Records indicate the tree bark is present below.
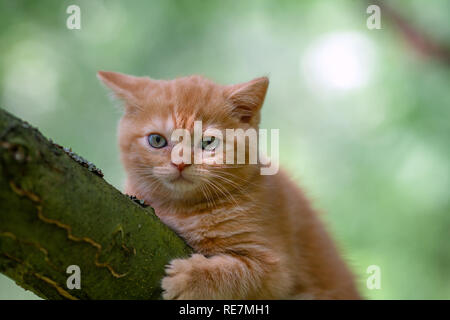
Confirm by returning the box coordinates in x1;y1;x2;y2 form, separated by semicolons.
0;108;192;299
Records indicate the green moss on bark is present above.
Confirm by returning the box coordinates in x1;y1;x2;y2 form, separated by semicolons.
0;108;192;299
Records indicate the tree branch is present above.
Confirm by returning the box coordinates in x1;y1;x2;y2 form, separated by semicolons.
0;108;192;299
374;0;450;64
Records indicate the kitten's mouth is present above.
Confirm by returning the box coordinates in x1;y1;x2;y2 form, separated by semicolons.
170;175;193;184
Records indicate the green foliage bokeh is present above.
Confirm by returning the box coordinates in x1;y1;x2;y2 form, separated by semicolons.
0;0;449;299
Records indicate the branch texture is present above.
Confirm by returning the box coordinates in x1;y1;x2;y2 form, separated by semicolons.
0;108;192;299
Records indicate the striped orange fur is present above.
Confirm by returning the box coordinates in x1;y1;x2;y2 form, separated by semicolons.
98;71;360;299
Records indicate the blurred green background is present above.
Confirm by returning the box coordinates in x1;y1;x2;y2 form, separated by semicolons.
0;0;449;299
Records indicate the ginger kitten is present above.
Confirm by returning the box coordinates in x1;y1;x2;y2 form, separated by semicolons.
98;71;360;299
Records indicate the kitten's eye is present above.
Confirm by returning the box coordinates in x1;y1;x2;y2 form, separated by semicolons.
202;136;220;151
148;133;167;148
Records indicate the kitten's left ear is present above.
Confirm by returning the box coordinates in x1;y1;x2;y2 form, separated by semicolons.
224;77;269;124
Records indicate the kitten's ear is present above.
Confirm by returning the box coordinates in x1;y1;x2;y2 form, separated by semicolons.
97;71;151;111
224;77;269;123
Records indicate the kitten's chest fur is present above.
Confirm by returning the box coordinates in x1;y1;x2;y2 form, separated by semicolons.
154;204;258;255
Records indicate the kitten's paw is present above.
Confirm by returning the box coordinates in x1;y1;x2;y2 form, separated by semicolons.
161;254;208;300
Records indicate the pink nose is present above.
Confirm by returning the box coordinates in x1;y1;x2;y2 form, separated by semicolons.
172;162;189;172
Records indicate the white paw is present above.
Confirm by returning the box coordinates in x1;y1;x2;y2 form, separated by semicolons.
161;254;208;300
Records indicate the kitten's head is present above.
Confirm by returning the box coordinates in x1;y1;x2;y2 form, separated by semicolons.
98;71;268;207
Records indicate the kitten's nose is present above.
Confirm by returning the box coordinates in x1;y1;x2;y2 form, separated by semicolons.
172;162;190;172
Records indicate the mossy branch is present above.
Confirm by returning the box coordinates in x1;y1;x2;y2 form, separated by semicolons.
0;108;192;299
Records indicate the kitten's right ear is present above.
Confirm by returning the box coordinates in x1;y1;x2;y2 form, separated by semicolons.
97;71;151;111
224;77;269;124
